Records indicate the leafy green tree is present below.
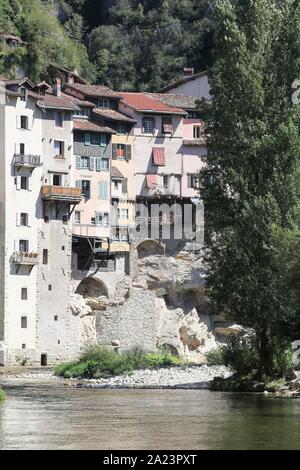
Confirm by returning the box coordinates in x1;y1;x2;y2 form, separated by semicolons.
200;0;300;377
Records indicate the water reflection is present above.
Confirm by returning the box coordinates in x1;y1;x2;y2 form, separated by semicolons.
0;385;300;449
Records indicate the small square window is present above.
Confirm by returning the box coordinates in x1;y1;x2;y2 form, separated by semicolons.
21;176;28;190
20;115;28;129
54;315;58;321
43;249;48;265
21;288;27;300
22;343;26;350
48;284;52;291
58;340;61;345
75;211;81;224
21;316;27;329
62;246;65;251
62;215;68;224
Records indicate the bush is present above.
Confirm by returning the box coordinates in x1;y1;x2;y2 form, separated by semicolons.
54;345;184;379
0;389;5;403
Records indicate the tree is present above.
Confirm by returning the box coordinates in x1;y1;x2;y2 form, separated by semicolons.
200;0;300;377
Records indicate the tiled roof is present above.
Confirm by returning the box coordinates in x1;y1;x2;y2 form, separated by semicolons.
120;92;186;115
111;166;125;179
92;107;136;123
147;93;199;110
73;118;115;134
37;91;79;110
68;95;95;107
48;63;87;84
160;71;207;93
65;83;120;99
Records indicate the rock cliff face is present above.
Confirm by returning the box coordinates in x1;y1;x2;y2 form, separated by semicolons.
70;247;218;363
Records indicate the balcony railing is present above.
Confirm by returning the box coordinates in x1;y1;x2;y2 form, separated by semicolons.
12;251;39;265
14;154;41;168
41;185;82;204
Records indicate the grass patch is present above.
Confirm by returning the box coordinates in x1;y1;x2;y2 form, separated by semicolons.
0;389;6;403
54;345;184;379
210;374;286;392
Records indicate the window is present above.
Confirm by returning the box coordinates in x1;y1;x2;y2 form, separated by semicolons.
74;108;90;117
193;125;202;139
91;217;96;225
20;213;28;226
81;156;89;169
19;240;28;252
54;315;58;321
75;211;81;224
21;288;27;300
163;175;169;189
21;176;28;190
48;285;52;291
120;209;128;219
20;88;26;102
22;344;26;350
101;158;109;170
53;174;62;186
120;229;129;242
96;212;109;227
43;249;48;265
20;143;25;155
117;123;126;134
142;117;155;134
54;140;64;158
44;215;49;223
97;98;109;108
54;111;63;128
81;180;91;198
162;116;173;134
21;115;28;129
187;174;198;188
21;316;27;329
62;246;65;251
62;215;68;224
116;144;125;158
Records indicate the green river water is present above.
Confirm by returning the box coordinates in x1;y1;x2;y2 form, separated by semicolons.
0;384;300;449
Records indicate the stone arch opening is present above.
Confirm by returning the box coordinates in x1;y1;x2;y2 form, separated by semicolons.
76;276;108;299
137;240;164;258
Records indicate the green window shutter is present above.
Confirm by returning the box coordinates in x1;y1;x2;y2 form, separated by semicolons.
112;143;117;159
99;181;108;199
89;157;95;171
85;133;91;146
96;157;101;171
76;156;81;169
125;145;132;160
100;134;107;147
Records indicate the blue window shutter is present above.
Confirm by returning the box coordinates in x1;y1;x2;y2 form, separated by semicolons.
96;157;101;171
99;181;108;199
76;156;81;169
89;157;95;171
100;134;107;147
85;133;91;146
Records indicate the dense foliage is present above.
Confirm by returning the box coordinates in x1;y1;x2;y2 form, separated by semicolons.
200;0;300;378
0;0;214;89
0;388;5;403
55;345;184;378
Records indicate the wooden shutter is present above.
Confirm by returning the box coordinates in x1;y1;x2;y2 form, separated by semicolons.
99;181;108;199
84;133;91;146
76;180;82;189
125;145;131;160
27;213;31;227
89;157;95;171
16;213;20;226
96;157;101;171
76;156;81;169
16;175;21;190
16;116;21;129
122;178;128;193
112;143;117;159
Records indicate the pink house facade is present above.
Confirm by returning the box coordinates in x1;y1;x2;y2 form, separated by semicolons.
182;118;206;199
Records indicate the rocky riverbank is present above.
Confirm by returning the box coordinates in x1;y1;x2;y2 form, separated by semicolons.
0;365;231;389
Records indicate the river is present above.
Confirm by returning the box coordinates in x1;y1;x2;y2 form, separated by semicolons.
1;383;300;449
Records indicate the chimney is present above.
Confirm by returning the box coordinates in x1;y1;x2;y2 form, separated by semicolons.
183;67;194;77
53;78;61;97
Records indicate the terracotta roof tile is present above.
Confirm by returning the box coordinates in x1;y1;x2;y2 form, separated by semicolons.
73;118;115;134
111;166;125;179
65;83;120;99
37;92;79;110
147;93;199;110
120;93;186;115
92;107;136;123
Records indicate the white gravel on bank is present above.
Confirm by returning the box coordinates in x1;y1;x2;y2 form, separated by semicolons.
77;365;231;389
1;365;231;389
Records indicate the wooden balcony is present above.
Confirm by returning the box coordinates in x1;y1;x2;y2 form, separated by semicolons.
41;185;82;204
14;154;41;168
12;252;39;266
